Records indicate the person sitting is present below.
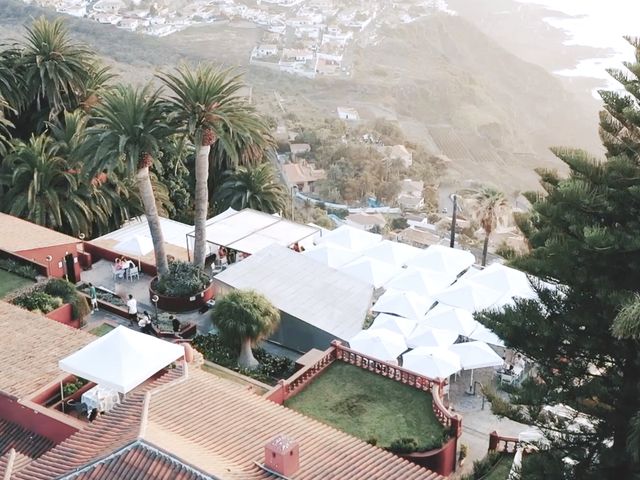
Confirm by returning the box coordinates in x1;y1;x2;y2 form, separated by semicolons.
217;247;228;266
115;258;123;270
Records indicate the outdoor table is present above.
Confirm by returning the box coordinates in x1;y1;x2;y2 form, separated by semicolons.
81;384;120;413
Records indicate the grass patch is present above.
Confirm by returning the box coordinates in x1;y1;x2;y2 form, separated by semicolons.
285;362;446;451
483;454;514;480
0;269;34;298
89;323;116;337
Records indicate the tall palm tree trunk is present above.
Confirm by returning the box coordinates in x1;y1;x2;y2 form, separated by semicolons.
193;143;212;267
482;233;490;267
239;337;259;369
136;166;169;276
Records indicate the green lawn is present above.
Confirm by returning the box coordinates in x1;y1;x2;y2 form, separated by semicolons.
285;362;446;450
89;323;116;337
483;454;515;480
0;270;34;298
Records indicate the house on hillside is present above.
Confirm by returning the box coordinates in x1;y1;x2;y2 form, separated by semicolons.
337;107;359;121
377;144;413;168
0;213;83;281
253;44;279;58
397;179;424;211
289;143;311;159
345;212;386;232
213;245;374;353
282;160;326;193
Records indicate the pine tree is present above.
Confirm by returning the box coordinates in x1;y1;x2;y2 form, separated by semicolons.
478;38;640;479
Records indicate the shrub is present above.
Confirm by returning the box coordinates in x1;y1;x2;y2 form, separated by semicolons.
13;290;62;313
366;437;378;446
62;382;78;397
386;438;419;454
44;278;78;298
192;333;295;385
466;451;502;479
154;261;210;297
0;258;38;279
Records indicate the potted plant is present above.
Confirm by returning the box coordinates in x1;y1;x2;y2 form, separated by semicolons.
149;261;214;311
459;443;468;466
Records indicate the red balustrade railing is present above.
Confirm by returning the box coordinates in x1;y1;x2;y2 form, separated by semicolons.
489;431;520;453
264;340;461;437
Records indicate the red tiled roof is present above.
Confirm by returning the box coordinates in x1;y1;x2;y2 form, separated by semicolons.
0;419;54;467
13;367;184;480
0;213;80;252
0;302;95;399
68;441;213;480
14;366;441;480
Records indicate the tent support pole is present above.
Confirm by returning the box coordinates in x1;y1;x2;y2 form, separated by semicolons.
60;381;64;413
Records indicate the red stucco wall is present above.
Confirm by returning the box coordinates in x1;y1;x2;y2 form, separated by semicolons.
45;303;80;328
0;394;79;444
16;243;82;279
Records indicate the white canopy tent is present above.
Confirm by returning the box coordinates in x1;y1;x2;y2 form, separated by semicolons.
402;347;462;380
423;304;480;337
407;325;459;349
302;243;361;269
435;281;505;312
385;267;452;297
114;235;154;257
316;225;382;252
369;313;417;338
361;240;422;268
187;208;319;256
372;289;434;322
470;323;505;347
407;245;475;278
59;326;185;394
348;328;408;362
449;341;504;391
339;257;399;288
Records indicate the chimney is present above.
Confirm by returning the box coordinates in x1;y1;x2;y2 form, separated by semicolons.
264;434;299;477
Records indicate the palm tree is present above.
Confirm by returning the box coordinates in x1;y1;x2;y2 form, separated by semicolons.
0;134;92;235
159;65;273;268
211;289;281;368
86;85;171;275
215;163;287;214
469;186;508;266
14;17;93;124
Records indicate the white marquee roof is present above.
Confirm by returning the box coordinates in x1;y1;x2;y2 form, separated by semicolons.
58;326;184;394
213;245;374;341
316;225;382;252
192;209;319;255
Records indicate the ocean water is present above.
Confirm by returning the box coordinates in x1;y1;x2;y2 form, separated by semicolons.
513;0;640;89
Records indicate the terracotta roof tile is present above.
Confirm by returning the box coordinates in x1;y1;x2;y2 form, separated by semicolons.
145;369;441;480
0;302;95;399
13;368;184;480
0;213;80;252
0;419;54;468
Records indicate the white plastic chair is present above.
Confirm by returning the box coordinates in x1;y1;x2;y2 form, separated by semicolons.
113;266;125;281
128;267;140;281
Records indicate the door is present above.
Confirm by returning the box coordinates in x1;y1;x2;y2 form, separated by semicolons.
64;254;77;283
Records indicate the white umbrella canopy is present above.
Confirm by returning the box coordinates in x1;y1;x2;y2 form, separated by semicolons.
361;240;422;267
469;263;538;304
317;225;382;252
469;323;505;347
407;325;459;348
435;281;505;312
339;257;399;288
58;326;185;394
369;313;417;338
348;328;408;362
385;267;453;297
423;304;481;337
408;245;475;277
114;235;154;257
402;346;462;379
372;289;433;322
302;243;361;269
448;341;504;369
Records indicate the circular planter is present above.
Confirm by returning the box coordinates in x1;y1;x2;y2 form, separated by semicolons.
149;278;214;312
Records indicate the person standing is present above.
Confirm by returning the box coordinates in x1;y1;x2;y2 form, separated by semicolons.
126;294;138;326
89;283;98;313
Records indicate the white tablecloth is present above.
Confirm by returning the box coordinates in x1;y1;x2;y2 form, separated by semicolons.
81;385;120;413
